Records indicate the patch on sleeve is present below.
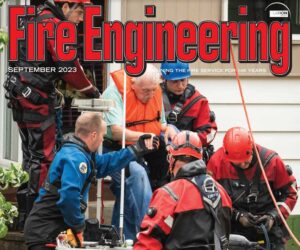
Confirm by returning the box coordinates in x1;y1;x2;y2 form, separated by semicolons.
79;162;88;174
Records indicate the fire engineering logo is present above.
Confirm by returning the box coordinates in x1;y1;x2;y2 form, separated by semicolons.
8;5;291;77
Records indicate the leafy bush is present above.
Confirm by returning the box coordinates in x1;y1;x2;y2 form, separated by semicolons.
0;164;29;238
0;163;29;190
0;30;8;52
0;193;17;238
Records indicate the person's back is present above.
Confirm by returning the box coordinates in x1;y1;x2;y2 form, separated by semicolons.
134;131;232;250
135;161;231;250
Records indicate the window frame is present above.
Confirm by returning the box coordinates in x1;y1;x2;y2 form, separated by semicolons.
222;0;300;41
0;0;23;167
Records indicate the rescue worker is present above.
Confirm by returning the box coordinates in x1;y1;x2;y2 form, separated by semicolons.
207;127;298;250
134;131;232;250
161;60;217;162
101;64;176;240
4;0;100;229
24;112;159;250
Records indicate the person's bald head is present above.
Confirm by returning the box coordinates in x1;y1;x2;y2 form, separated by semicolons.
131;64;161;104
75;112;107;152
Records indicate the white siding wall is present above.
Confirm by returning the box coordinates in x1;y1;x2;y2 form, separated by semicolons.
122;0;300;215
190;76;300;214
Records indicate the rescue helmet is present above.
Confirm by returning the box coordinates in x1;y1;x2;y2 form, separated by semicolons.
54;0;91;4
223;127;253;163
169;131;202;159
161;60;191;81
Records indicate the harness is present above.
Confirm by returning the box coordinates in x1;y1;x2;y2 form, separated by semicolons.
187;174;229;250
232;147;277;205
43;142;96;214
3;6;59;123
162;83;205;124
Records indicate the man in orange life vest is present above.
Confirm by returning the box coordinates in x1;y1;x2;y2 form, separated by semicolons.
4;0;100;229
207;127;298;249
101;64;175;240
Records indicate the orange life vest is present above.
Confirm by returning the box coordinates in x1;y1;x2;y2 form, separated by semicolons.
110;69;162;139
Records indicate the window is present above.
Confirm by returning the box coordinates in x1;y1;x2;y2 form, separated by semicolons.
0;0;21;165
224;0;300;39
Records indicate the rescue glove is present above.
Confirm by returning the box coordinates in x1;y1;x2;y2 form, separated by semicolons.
67;228;84;248
238;212;259;228
129;134;160;157
256;214;275;232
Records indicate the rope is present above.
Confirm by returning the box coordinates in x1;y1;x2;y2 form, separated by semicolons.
229;42;300;247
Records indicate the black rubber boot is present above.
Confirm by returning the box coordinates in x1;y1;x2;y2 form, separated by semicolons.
26;193;38;217
16;187;28;231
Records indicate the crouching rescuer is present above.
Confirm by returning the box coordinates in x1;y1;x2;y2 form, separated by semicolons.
207;127;298;250
24;112;159;249
134;131;232;250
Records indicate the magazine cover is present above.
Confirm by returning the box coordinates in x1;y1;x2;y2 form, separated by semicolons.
0;0;299;249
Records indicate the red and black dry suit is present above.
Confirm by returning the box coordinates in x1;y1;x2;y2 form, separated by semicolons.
207;145;298;247
4;1;99;222
134;160;232;250
161;83;217;147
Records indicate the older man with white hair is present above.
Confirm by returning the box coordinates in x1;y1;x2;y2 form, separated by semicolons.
101;64;173;240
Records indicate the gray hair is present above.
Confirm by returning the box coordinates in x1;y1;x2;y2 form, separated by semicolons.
133;64;161;85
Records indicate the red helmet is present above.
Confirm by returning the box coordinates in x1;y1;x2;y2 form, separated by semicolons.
54;0;91;3
223;127;253;163
169;131;202;159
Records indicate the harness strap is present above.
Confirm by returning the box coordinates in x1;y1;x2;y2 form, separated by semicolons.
43;144;96;206
80;153;96;196
12;109;54;123
161;83;198;122
126;111;160;128
162;84;205;124
187;175;229;249
161;83;172;115
233;147;278;204
34;13;56;22
178;95;205;119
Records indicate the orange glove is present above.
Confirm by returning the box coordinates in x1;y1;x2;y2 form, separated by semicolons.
67;229;83;248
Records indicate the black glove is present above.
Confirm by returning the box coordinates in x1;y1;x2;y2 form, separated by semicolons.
129;134;160;157
85;87;100;98
235;211;258;228
267;209;279;224
256;214;275;232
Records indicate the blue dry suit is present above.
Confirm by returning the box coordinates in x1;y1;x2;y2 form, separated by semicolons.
24;135;137;247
